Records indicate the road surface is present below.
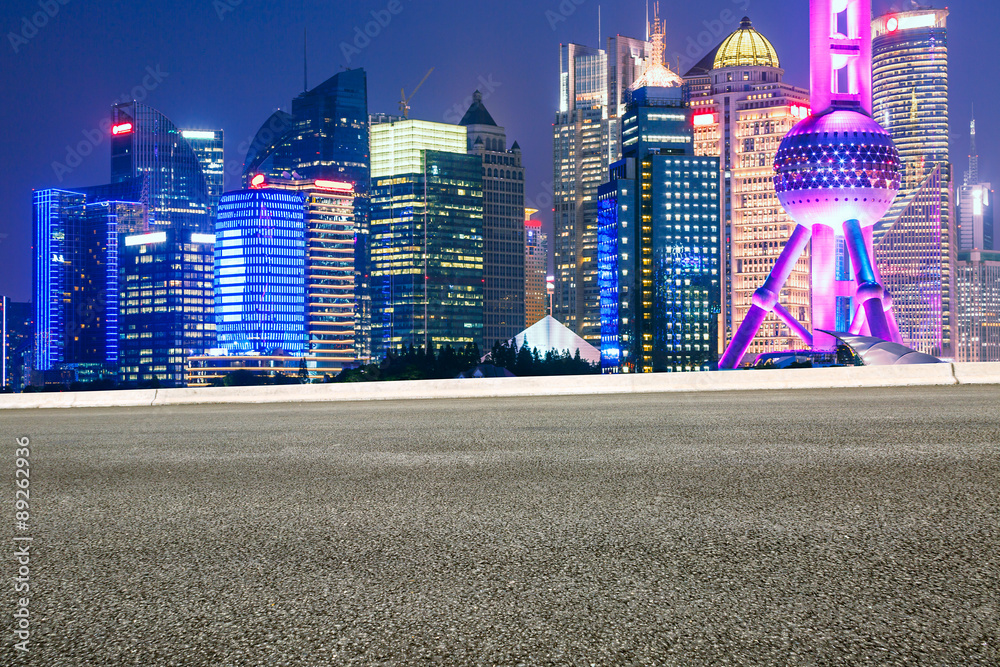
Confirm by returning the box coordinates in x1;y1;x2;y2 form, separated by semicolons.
3;385;999;664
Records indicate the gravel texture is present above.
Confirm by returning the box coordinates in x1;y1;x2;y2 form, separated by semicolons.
3;385;999;665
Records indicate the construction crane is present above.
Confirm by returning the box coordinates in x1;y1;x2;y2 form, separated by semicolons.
399;68;434;118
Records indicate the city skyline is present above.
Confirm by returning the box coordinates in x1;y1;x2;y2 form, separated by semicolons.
0;0;991;304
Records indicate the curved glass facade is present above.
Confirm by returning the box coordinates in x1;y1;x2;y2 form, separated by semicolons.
111;102;211;233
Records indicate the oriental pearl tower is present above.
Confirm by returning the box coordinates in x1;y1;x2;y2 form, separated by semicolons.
719;0;903;369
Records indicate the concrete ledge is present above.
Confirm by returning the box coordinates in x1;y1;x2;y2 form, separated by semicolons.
1;362;992;410
952;362;1000;385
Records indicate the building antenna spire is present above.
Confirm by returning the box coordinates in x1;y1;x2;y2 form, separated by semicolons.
598;5;601;48
646;0;649;41
303;27;308;92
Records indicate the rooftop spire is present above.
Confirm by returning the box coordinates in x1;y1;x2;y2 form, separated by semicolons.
629;2;684;90
967;104;979;186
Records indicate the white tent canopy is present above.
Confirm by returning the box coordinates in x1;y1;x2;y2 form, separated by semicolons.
511;316;600;365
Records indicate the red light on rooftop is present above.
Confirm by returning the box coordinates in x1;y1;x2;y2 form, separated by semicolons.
886;17;899;32
112;122;133;136
315;179;353;192
250;174;266;188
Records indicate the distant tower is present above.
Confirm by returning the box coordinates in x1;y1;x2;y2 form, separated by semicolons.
966;106;979;187
720;0;902;368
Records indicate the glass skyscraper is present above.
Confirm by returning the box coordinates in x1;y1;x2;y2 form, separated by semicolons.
214;190;307;356
182;129;225;219
240;177;364;379
243;69;369;188
554;36;650;345
872;9;953;357
110;102;218;385
243;68;371;360
598;78;721;373
370;119;484;357
118;229;215;386
32;180;144;379
111;102;212;233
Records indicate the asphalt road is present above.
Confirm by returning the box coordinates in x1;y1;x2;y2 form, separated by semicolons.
3;385;999;665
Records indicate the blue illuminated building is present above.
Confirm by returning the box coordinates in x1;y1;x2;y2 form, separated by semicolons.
214;190;307;356
242;68;371;358
598;83;722;373
32;179;144;380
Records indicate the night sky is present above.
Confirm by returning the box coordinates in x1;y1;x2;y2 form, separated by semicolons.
0;0;990;302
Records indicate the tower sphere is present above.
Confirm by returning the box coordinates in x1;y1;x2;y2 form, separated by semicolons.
773;109;901;229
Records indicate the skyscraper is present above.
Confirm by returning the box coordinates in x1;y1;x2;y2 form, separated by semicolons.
598;15;722;374
110;102;218;385
213;189;307;356
957;109;994;252
958;184;995;252
243;69;369;188
369;119;484;357
554;36;650;344
118;229;216;387
32;180;144;380
111;102;212;233
955;250;1000;362
872;8;954;356
684;17;811;357
243;177;365;378
873;166;949;357
524;214;548;329
243;69;371;359
460;91;525;347
182;129;225;219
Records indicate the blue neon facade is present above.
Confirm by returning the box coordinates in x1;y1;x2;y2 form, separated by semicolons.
598;84;722;373
32;181;144;375
215;190;307;356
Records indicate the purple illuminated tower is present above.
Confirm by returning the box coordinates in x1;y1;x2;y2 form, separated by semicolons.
719;0;902;368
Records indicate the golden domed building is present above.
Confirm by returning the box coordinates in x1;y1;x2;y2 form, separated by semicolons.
713;17;781;70
681;17;813;361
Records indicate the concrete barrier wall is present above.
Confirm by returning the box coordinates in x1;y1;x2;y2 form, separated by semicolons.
2;362;995;411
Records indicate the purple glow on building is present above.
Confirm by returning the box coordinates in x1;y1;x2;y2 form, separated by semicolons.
720;0;904;368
